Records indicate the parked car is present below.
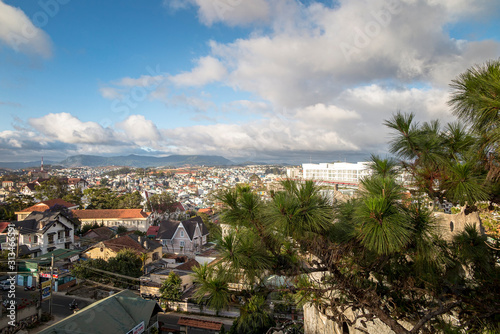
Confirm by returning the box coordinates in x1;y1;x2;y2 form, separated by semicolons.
0;280;11;291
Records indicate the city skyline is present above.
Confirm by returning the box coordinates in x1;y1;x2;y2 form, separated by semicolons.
1;0;500;163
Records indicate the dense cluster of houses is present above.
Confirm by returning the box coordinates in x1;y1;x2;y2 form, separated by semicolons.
0;197;212;296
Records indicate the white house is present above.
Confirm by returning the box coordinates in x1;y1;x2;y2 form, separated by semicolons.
14;211;79;256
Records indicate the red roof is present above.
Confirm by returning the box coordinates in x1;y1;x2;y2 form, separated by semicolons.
147;226;160;236
0;222;10;234
20;199;77;212
101;235;148;254
177;317;222;331
72;209;150;219
176;259;200;271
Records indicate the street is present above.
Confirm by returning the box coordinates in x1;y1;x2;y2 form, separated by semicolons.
1;286;91;319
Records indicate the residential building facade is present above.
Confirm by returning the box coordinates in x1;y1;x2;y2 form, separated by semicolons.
14;211;79;256
72;208;153;232
156;216;209;254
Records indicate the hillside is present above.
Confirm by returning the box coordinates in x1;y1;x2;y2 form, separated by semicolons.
58;154;233;168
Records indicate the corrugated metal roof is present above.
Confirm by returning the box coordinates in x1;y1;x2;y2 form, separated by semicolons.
38;290;162;334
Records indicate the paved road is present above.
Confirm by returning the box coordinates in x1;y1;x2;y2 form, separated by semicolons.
1;286;92;319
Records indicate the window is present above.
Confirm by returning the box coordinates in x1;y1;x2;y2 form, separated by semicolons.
33;235;38;244
180;230;184;237
180;241;185;248
48;234;54;244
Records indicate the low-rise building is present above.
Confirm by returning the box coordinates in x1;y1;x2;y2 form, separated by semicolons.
14;210;79;256
156;216;209;254
39;289;162;334
72;208;153;232
84;234;162;266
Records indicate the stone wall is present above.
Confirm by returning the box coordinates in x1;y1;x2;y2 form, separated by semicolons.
434;210;484;240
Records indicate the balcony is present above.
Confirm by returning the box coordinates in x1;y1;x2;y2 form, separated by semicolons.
57;237;66;244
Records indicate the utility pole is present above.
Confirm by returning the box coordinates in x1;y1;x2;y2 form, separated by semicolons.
49;254;54;315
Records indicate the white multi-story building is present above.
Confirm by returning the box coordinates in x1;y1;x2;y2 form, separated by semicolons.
302;162;372;185
15;211;78;256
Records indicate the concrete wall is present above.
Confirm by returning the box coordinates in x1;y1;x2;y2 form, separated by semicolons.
435;210;484;240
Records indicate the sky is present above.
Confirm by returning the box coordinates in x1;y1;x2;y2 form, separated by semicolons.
0;0;499;164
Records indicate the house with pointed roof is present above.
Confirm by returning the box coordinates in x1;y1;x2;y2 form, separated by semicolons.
71;208;153;232
84;234;162;266
16;198;78;221
82;226;115;241
156;216;209;254
67;177;88;190
13;210;79;256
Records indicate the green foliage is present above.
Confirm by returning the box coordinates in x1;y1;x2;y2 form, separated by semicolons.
229;295;275;334
104;167;132;178
192;263;231;315
117;191;143;209
80;222;100;235
385;111;492;208
72;249;143;284
84;188;119;209
160;271;182;302
354;175;412;255
145;192;176;213
1;194;35;220
35;177;69;201
62;187;83;208
116;225;128;234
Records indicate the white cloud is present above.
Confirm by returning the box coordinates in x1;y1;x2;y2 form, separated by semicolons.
164;0;271;26
99;87;123;99
170;56;227;87
87;0;500;162
116;115;162;144
28;113;117;144
201;0;500;109
0;0;52;58
113;75;164;87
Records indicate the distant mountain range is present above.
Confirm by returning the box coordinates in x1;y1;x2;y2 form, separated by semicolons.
0;154;234;169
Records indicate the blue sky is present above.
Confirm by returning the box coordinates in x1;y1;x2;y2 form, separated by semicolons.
0;0;499;164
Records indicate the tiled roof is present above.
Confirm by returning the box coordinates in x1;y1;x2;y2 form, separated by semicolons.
0;222;10;234
146;226;160;237
83;226;115;240
20;199;77;212
102;235;148;254
72;209;150;219
68;178;87;185
175;258;199;271
177;317;222;331
101;234;162;254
